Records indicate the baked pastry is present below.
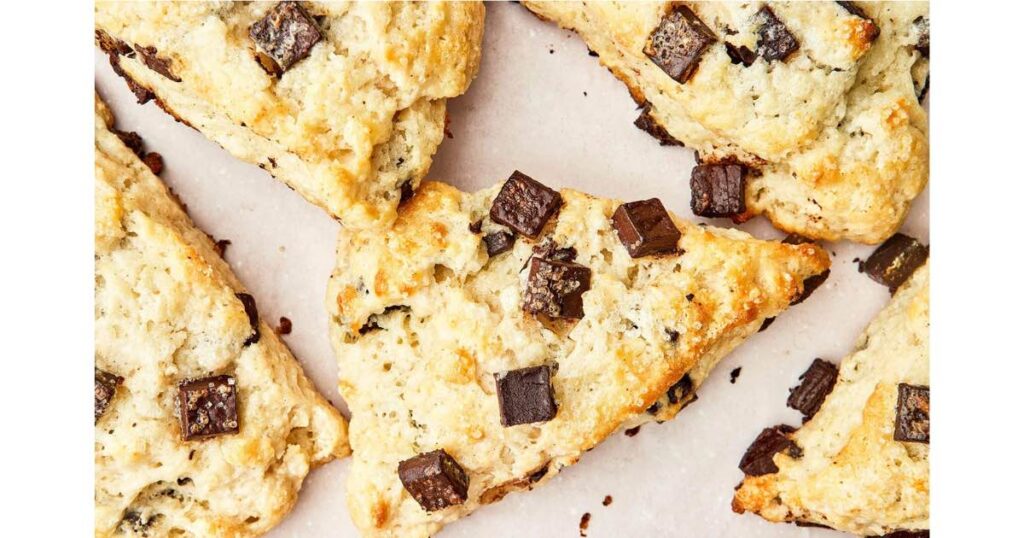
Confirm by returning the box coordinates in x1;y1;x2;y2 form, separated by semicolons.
95;1;484;229
326;173;830;537
732;256;929;535
94;95;348;537
522;1;929;243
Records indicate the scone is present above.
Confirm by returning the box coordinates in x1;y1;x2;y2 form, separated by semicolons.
326;173;830;537
732;257;929;535
95;95;348;537
95;1;484;229
522;1;929;243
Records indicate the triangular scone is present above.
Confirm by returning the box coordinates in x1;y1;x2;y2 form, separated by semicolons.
733;262;929;535
326;177;829;537
95;1;484;229
95;96;348;538
522;1;928;243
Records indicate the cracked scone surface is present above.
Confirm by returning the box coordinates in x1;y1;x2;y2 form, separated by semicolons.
95;96;348;538
326;180;829;537
733;263;929;535
523;1;929;243
95;1;484;229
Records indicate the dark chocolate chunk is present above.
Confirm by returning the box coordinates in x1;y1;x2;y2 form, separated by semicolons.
787;359;838;421
894;383;929;443
494;365;557;426
644;5;716;83
781;233;813;245
483;231;515;257
524;257;591;320
489;171;563;238
95;368;123;423
666;374;694;406
759;317;775;332
142;152;164;175
725;42;757;66
399;180;414;205
176;374;239;441
398;449;469;512
276;316;292;335
884;531;930;538
115;130;145;157
249;1;323;73
756;7;800;62
468;219;483;234
791;269;830;305
690;163;747;218
634;105;683;146
913;16;930;58
133;44;181;82
729;367;742;384
235;293;261;346
612;199;682;258
532;239;577;263
624;426;641;437
860;233;929;293
739;424;800;476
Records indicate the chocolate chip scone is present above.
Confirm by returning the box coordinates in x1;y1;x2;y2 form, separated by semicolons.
95;95;348;538
523;1;929;243
733;256;929;535
95;1;484;229
326;174;830;537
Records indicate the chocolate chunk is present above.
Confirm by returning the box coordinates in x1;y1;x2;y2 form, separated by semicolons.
176;375;239;441
532;239;577;262
634;105;683;146
235;293;261;346
142;152;164;175
756;7;800;62
399;180;414;205
579;512;591;536
483;231;515;257
249;1;323;73
468;219;483;234
612;199;682;258
602;495;613;506
729;367;742;384
644;5;716;83
787;359;838;421
398;449;469;512
95;29;133;57
690;163;747;218
494;365;557;426
489;171;563;238
276;316;292;335
624;426;641;437
894;383;929;443
913;16;930;58
524;258;591;320
739;424;800;476
725;42;757;66
115;130;145;157
859;233;929;293
666;374;694;405
758;317;775;332
133;44;181;82
791;269;830;305
95;368;123;423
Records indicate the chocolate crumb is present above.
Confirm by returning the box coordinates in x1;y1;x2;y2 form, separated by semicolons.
579;512;591;537
142;152;164;175
115;130;145;157
602;495;613;506
276;316;292;335
624;426;641;437
729;367;742;384
759;317;775;332
214;239;232;257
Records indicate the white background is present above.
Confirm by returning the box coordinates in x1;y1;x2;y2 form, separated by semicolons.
89;3;928;537
6;1;1023;537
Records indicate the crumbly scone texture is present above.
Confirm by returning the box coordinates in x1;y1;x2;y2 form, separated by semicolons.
326;180;830;537
95;1;484;229
523;1;929;243
733;262;929;535
95;95;348;538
